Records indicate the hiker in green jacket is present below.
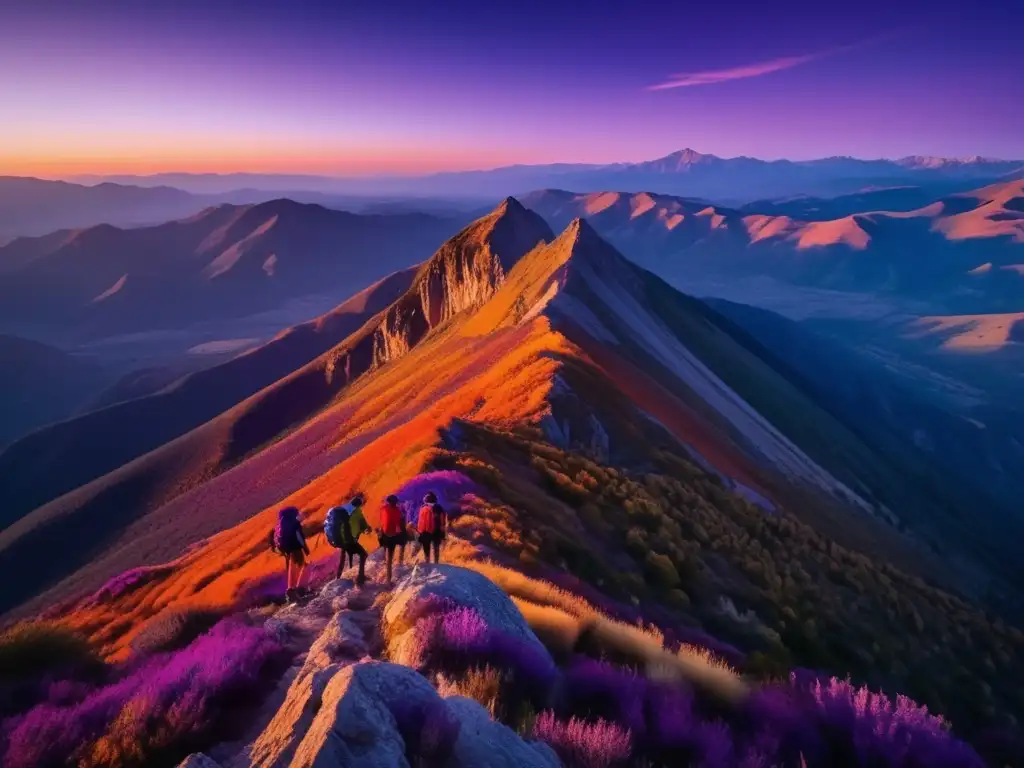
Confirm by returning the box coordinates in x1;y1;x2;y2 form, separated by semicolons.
324;493;370;585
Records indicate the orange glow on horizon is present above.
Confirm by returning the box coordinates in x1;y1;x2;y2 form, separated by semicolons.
0;145;528;179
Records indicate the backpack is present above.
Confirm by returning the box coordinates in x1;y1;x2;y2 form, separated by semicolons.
417;503;446;534
273;509;302;554
380;503;404;536
324;505;351;549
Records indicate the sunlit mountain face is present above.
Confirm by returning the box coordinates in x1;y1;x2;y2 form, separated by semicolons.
1;2;1022;766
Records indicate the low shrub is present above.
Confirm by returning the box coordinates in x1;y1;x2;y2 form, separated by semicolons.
405;601;558;723
643;552;681;589
84;566;173;607
396;470;481;508
388;696;461;765
436;666;502;716
0;623;103;684
532;711;632;768
1;616;286;768
130;608;225;656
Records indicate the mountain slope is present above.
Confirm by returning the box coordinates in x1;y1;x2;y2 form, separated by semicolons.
706;299;1024;535
0;200;552;607
0;335;112;447
0;200;459;341
0;268;417;528
7;211;1023;762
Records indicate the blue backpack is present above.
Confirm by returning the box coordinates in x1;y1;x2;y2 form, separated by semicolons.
324;505;352;548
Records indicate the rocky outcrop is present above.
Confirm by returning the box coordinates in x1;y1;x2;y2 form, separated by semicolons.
370;198;552;369
237;564;563;768
445;696;560;768
383;564;546;665
289;661;450;768
248;579;384;768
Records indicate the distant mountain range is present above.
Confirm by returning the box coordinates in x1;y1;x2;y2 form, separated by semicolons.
0;175;483;241
0;199;461;342
522;180;1024;314
68;148;1024;202
5;148;1020;243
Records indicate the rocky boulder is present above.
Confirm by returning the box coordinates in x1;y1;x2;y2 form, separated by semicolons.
383;565;545;662
289;661;455;768
444;696;560;768
249;587;379;768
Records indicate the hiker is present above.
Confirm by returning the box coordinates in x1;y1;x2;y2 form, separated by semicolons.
269;506;310;601
395;498;413;566
377;494;405;584
324;493;370;585
416;491;447;564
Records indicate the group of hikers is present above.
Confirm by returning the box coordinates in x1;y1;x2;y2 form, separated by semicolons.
270;490;448;601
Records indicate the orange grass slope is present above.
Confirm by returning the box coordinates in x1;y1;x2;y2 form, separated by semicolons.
0;199;554;623
55;312;574;658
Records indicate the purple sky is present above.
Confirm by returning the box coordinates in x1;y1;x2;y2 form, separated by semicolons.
2;0;1021;176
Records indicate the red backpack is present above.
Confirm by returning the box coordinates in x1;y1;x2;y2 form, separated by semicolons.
380;502;404;536
417;503;446;534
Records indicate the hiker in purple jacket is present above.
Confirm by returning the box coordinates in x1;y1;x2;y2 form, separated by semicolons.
270;506;310;601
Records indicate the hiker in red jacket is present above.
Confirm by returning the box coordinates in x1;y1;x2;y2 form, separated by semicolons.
416;492;447;564
377;494;405;584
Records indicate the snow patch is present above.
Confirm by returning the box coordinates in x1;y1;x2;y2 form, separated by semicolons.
92;274;127;303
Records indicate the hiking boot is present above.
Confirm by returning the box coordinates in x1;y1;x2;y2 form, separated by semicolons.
355;574;366;586
285;588;298;603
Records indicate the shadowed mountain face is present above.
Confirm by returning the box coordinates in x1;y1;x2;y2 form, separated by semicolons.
523;181;1024;314
0;199;461;342
0;335;112;447
706;299;1024;526
0;268;418;529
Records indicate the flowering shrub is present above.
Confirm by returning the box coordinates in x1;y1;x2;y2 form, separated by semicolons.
84;566;174;607
532;711;631;768
784;672;986;768
396;470;481;508
130;608;225;656
0;623;102;685
538;655;985;768
0;617;285;768
412;604;557;710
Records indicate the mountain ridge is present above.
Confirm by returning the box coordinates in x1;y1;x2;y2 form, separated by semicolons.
0;199;461;343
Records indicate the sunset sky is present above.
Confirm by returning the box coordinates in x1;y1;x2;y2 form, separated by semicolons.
3;0;1022;177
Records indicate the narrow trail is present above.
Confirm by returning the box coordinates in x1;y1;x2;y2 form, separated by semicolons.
209;551;422;767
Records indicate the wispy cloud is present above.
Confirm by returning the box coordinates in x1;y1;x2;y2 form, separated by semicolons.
648;38;878;91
